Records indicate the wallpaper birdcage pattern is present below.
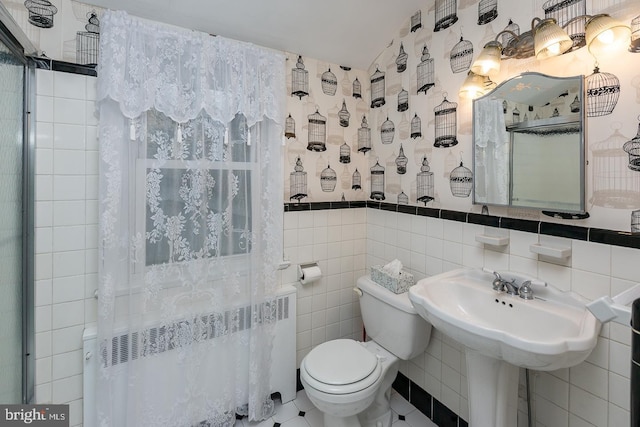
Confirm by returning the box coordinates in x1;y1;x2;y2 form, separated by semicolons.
411;113;422;139
398;191;409;205
352;168;362;190
291;56;309;99
623;118;640;172
340;142;351;164
570;96;581;113
396;145;408;174
290;157;307;201
544;0;586;51
417;156;434;204
76;11;100;66
411;10;422;32
398;89;409;112
321;68;338;96
320;164;337;192
24;0;57;28
590;129;640;208
381;117;395;144
586;66;620;117
434;96;458;147
353;77;362;99
396;43;408;72
307;109;327;152
434;0;458;32
512;106;521;123
370;160;386;200
478;0;498;25
371;67;386;108
501;19;520;47
417;45;435;94
450;160;473;197
285;114;296;138
450;36;473;73
631;15;640;53
338;100;351;127
358;116;372;153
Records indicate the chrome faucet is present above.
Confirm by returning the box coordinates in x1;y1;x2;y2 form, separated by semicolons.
483;268;519;296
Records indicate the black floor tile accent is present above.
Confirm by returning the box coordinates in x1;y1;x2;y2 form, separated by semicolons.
298;411;305;417
432;399;458;427
409;381;432;418
398;414;406;421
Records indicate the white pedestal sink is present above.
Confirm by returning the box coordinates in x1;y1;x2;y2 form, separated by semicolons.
408;268;601;427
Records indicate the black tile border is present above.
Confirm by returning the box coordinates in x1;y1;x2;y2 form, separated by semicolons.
283;201;640;250
31;56;98;77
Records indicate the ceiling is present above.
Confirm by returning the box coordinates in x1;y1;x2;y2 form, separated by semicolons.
83;0;428;70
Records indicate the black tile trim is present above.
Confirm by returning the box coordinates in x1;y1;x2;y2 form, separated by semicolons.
31;56;98;77
282;202;640;251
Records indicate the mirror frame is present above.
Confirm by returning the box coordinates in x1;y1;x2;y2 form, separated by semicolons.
471;72;587;215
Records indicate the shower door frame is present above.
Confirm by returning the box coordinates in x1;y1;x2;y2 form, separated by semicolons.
0;15;36;404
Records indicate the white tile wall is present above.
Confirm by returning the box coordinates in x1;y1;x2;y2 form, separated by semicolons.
34;69;98;427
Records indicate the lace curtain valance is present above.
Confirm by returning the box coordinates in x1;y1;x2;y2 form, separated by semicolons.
97;10;286;126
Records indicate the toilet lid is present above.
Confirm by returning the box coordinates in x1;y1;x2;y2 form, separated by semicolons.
304;339;378;385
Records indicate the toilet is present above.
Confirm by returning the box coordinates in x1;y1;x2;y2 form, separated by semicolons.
300;274;432;427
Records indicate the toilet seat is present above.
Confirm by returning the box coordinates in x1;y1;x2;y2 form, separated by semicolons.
302;339;382;395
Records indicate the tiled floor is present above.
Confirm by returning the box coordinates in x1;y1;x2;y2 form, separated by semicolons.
234;389;439;427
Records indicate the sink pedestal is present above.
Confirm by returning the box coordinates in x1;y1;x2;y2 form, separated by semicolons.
466;349;519;427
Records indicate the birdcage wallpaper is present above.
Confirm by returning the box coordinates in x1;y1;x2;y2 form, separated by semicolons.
586;66;621;117
411;113;422;139
417;156;434;204
320;164;337;192
417;45;435;94
411;10;422;32
307;109;327;152
398;89;409;112
340;142;351;164
544;0;586;51
358;116;372;153
76;11;100;66
623;118;640;171
285;114;296;139
450;36;473;73
370;67;386;108
352;169;362;190
381;117;395;144
370;160;386;200
291;56;309;99
450;160;473;197
434;96;458;147
434;0;458;32
24;0;58;28
478;0;498;25
290;157;307;202
353;77;362;99
396;144;408;174
501;19;520;48
321;68;338;96
396;43;408;72
513;106;521;123
398;191;409;205
631;15;640;53
338;99;351;127
570;96;581;113
590;128;640;208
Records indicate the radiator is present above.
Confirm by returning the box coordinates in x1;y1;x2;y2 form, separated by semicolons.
83;284;297;427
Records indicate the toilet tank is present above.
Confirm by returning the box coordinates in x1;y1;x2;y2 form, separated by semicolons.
357;275;432;360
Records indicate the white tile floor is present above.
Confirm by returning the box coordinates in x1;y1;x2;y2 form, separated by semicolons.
234;389;439;427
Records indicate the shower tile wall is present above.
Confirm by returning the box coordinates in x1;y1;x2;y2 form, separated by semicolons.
34;68;98;427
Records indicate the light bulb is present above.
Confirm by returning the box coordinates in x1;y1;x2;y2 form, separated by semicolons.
547;42;561;55
596;29;615;45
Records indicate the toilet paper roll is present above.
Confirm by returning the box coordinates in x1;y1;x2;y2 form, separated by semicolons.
298;263;322;285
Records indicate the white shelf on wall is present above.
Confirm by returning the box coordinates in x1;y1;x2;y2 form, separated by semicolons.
529;243;571;259
475;234;509;246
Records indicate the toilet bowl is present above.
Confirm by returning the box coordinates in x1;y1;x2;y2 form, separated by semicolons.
300;275;432;427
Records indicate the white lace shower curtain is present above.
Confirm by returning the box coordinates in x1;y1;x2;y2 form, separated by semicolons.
96;11;285;426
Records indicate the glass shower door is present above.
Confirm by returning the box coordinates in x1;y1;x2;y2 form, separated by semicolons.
0;36;26;403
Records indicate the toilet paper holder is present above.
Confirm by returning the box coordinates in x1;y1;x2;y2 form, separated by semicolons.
298;262;321;284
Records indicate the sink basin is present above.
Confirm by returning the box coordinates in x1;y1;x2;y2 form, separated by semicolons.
408;267;600;371
409;268;602;427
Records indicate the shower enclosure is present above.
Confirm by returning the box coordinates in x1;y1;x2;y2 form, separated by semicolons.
0;7;35;404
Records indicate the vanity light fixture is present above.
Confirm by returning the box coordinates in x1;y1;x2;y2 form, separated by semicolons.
470;14;631;76
458;70;496;99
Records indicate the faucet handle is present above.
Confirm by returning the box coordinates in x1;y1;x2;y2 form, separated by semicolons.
483;268;505;291
519;280;546;300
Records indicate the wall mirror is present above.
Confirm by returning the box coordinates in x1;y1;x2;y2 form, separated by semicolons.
472;72;586;215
